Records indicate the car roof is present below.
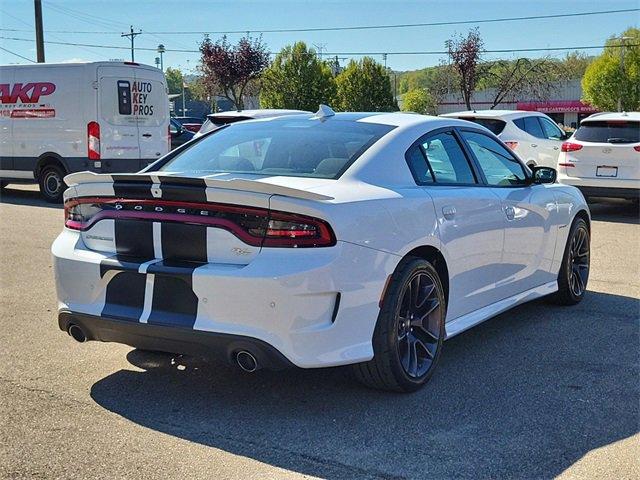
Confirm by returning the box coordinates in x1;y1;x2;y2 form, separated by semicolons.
441;110;544;120
255;111;484;132
581;111;640;123
208;109;310;119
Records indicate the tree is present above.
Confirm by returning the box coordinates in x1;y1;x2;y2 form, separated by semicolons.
199;35;270;110
401;88;436;115
164;67;184;95
478;58;564;108
446;28;483;110
260;42;336;111
582;28;640;111
333;57;397;111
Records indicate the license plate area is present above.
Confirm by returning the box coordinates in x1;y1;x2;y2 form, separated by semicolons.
596;166;618;177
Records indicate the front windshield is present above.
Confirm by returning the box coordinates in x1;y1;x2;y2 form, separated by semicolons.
158;118;394;179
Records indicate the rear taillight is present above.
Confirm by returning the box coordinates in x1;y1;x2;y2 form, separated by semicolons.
168;125;171;151
64;198;336;248
87;121;100;160
504;141;519;150
561;142;582;152
634;146;640;152
558;163;575;168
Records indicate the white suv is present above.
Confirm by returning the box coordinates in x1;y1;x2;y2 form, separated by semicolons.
557;112;640;201
442;110;568;168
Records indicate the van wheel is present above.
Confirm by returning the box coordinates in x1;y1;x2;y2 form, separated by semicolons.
352;258;446;392
38;164;67;203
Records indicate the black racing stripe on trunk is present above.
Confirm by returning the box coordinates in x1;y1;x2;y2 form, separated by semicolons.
112;181;154;199
99;254;154;278
114;219;155;258
101;271;146;321
158;184;208;202
161;223;207;262
147;274;199;328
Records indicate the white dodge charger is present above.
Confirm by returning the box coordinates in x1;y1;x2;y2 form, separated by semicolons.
53;107;591;392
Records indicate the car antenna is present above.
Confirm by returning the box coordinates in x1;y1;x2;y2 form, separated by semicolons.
314;104;335;119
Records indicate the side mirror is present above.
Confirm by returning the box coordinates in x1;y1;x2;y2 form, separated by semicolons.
531;166;557;184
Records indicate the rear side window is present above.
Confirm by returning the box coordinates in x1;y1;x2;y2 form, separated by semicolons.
574;121;640;143
514;116;545;138
457;117;506;135
406;131;476;185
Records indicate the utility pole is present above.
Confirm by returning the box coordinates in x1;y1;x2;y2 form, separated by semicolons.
121;26;142;62
34;0;45;62
157;44;165;71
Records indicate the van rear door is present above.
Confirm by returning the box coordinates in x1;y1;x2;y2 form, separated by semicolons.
133;68;169;164
97;65;143;172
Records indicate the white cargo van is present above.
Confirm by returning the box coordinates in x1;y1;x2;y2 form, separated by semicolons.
0;61;169;202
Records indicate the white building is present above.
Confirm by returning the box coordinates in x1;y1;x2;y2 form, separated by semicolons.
437;80;597;129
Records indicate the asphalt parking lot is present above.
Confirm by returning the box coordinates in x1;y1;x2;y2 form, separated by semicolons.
0;184;638;480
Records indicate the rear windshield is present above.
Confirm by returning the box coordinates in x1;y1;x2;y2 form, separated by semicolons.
574;121;640;143
456;117;506;135
159;118;395;179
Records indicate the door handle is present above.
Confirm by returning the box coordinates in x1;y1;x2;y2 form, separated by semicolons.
142;133;152;138
553;146;559;150
504;205;515;221
530;143;538;148
442;205;456;220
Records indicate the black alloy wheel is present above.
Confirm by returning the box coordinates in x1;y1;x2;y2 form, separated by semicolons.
352;258;446;392
555;217;590;305
396;271;442;378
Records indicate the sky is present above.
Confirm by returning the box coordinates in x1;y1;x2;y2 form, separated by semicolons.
0;0;638;72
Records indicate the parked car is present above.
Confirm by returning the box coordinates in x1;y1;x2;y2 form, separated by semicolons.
194;109;309;138
53;107;590;392
173;116;203;133
557;111;640;201
0;61;169;202
169;117;194;149
441;110;568;169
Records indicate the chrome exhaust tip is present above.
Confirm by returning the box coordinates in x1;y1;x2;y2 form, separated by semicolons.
68;324;87;343
236;350;259;372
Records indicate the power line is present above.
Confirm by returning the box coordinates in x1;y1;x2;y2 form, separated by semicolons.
0;8;636;36
0;45;35;62
142;8;640;35
0;35;636;56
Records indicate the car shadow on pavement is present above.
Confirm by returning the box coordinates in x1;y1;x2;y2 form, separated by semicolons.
90;290;639;479
0;185;61;209
588;199;639;225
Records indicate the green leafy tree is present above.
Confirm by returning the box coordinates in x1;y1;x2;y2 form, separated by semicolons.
164;67;184;95
401;88;436;115
582;28;640;111
334;57;398;111
260;42;336;111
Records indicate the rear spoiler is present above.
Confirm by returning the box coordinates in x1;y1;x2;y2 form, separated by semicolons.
64;172;334;201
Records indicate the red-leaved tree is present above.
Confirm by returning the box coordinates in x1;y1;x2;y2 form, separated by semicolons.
199;35;270;110
446;28;484;110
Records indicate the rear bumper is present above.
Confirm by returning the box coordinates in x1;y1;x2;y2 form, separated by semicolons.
557;174;639;199
58;311;294;369
53;229;399;368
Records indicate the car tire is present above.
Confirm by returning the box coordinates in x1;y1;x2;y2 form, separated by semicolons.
352;257;446;393
38;164;67;203
554;217;590;305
